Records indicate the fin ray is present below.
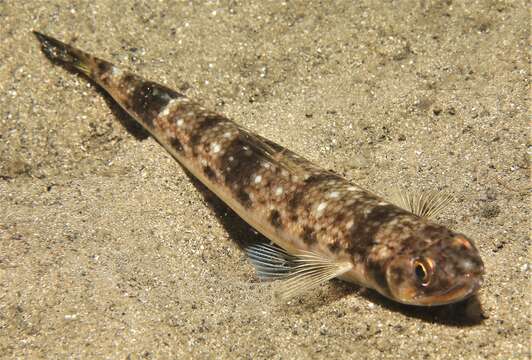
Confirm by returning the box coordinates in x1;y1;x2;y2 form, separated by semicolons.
245;243;352;299
390;187;453;218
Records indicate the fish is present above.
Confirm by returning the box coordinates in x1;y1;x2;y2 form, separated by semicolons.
33;31;484;306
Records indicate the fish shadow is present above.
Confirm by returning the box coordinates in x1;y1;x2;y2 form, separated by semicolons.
355;286;486;327
102;93;150;140
91;84;153;141
183;171;267;251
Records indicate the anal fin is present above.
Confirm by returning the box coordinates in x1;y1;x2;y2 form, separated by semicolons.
245;243;352;300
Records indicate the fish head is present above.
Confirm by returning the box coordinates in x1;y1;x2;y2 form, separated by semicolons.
383;231;484;306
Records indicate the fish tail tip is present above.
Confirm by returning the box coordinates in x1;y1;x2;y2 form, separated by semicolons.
32;31;91;76
32;30;59;49
33;30;66;55
32;30;49;42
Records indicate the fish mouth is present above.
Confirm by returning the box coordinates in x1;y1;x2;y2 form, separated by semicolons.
412;276;483;306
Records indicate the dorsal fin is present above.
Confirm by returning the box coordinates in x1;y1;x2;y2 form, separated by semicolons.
390;188;453;219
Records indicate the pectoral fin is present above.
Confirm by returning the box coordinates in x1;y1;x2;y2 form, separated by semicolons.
246;243;352;300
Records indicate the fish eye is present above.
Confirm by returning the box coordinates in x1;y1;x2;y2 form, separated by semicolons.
414;258;433;287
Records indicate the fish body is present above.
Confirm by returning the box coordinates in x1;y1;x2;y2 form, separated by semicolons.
34;32;484;306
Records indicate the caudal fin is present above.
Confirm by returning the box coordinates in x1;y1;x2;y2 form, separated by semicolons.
33;31;93;77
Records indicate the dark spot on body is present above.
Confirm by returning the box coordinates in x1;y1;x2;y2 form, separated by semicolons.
170;137;183;152
131;81;181;128
94;62;114;84
122;73;135;83
301;226;317;245
306;172;341;185
269;209;282;228
235;188;252;208
420;224;454;241
96;61;112;74
347;204;408;257
203;166;216;180
327;242;341;253
367;259;390;296
117;73;137;103
189;115;225;147
366;205;404;224
287;172;341;211
287;190;305;210
220;137;262;190
388;263;406;283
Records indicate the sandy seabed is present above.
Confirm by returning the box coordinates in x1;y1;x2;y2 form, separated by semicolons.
0;1;529;359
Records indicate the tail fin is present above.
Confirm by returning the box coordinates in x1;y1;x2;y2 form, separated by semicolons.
33;31;185;133
33;31;92;77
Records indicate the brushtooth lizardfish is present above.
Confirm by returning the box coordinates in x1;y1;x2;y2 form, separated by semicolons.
34;32;484;306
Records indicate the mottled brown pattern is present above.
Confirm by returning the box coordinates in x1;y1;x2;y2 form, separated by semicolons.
189;115;226;148
219;137;264;202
